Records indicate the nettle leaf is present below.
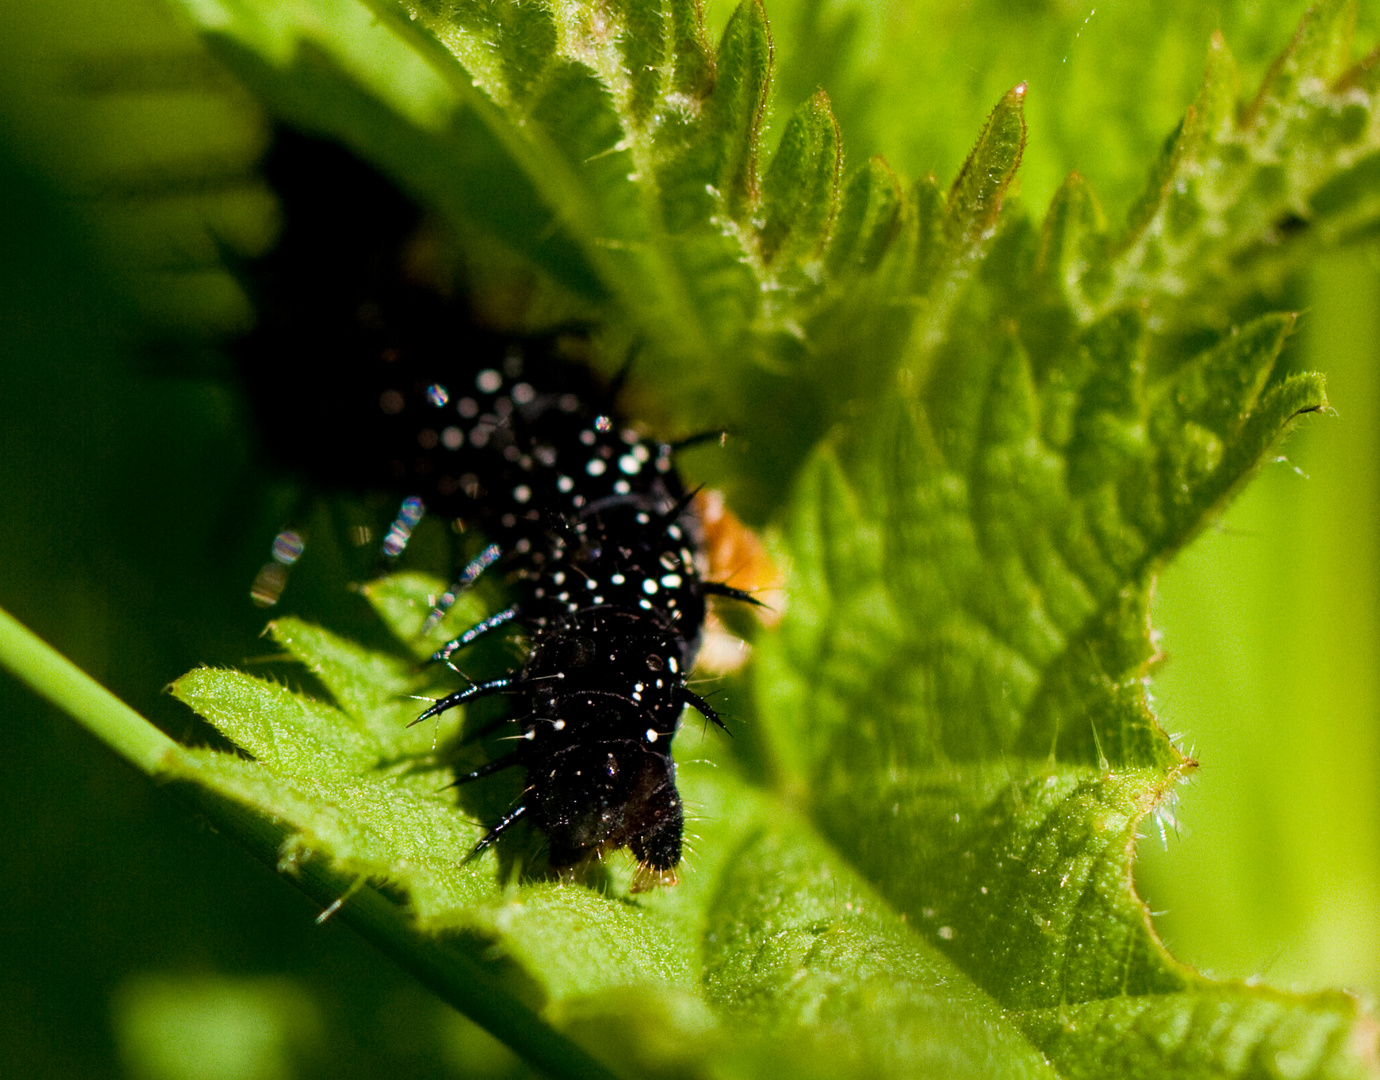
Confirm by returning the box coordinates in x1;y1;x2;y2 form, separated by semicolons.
159;0;1380;1076
165;574;1059;1078
1074;0;1380;332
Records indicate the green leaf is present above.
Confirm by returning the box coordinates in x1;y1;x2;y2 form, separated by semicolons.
173;666;383;776
824;156;903;280
59;0;1380;1076
165;574;1066;1077
944;82;1028;251
759;89;840;266
704;0;773;221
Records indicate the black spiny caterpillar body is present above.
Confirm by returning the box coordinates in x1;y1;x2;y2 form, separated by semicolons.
235;130;751;889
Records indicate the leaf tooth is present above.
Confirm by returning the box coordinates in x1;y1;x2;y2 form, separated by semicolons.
1332;36;1380;93
1232;369;1330;460
495;1;562;111
1245;0;1358;125
758;89;841;265
1112;29;1253;272
1292;0;1358;77
668;0;715;101
1160;369;1327;556
1165;311;1296;440
1150;314;1315;543
1112;29;1239;260
943;82;1026;252
1036;171;1105;302
907;174;947;296
711;0;773;222
1194;30;1242;138
1117;114;1195;259
609;0;669;127
824;157;903;280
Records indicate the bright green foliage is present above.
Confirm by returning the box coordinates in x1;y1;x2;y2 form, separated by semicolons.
764;0;1380;217
137;0;1380;1077
167;575;1062;1079
170;578;494;919
1079;3;1380;333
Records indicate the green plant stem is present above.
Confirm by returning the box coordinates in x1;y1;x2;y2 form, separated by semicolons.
0;604;623;1080
0;604;174;772
171;780;626;1080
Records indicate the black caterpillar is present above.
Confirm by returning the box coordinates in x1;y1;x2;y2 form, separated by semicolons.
234;130;751;888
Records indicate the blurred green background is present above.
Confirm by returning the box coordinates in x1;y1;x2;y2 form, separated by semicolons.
2;0;1377;1076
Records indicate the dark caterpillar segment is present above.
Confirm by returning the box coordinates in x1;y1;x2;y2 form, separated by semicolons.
404;360;717;880
477;608;696;873
234;129;733;886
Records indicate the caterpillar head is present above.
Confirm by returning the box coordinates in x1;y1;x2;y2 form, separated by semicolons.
526;740;682;887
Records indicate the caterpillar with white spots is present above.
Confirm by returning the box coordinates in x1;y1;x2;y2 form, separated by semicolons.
234;130;753;889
